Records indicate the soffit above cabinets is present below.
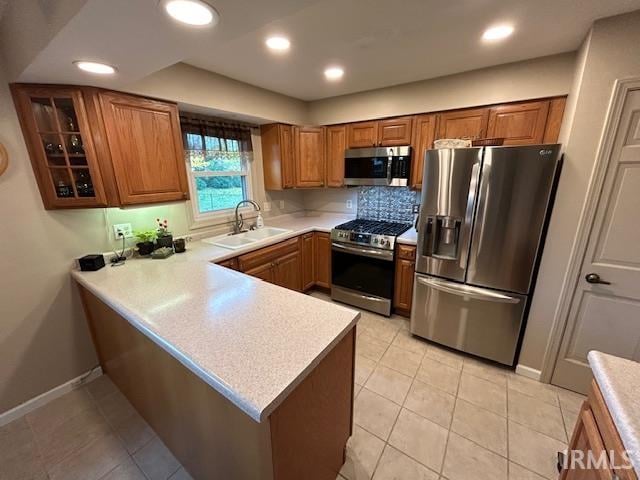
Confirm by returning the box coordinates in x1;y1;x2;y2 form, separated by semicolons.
10;0;640;100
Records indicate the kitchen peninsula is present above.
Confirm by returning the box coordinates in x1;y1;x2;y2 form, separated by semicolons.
72;214;361;480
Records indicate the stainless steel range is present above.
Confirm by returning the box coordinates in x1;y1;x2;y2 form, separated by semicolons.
331;219;412;316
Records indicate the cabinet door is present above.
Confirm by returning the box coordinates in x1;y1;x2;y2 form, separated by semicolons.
301;233;315;291
436;108;489;141
244;262;274;283
378;116;414;146
410;114;436;190
347;121;378;148
487;100;550;145
274;251;302;291
326;126;346;187
11;85;109;209
561;407;615;480
280;124;295;188
99;91;189;205
543;97;567;143
294;126;325;187
314;232;332;288
393;246;416;315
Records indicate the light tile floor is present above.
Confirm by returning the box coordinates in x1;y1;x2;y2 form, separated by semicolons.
307;292;586;480
0;291;586;480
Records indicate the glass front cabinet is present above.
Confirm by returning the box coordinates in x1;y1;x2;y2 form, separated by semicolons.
11;85;110;208
10;84;189;209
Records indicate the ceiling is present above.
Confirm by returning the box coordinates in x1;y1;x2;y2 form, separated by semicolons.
13;0;640;100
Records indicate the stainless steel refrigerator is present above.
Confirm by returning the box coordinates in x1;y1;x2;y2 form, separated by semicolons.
411;145;561;365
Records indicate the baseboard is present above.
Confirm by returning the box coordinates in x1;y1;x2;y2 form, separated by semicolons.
0;366;103;427
515;364;542;381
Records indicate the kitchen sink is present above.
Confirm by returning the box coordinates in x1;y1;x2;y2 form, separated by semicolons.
203;227;292;250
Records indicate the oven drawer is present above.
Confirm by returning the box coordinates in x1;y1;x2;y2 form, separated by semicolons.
410;273;527;365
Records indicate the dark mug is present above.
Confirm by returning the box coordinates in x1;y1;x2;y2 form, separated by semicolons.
173;238;186;253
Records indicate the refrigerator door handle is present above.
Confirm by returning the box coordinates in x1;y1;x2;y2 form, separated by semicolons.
460;161;482;270
416;277;521;304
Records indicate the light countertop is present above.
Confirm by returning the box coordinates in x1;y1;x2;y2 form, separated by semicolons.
588;351;640;472
73;212;363;423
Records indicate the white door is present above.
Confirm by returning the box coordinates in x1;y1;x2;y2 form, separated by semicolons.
552;87;640;393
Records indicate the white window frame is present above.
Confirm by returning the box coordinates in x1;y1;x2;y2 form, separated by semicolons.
184;130;257;230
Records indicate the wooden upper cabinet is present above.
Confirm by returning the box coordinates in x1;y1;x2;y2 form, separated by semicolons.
543;97;567;143
347;121;378;148
486;100;550;145
436;107;489;141
326;126;346;187
294;126;326;187
99;91;188;205
378;116;413;146
261;123;295;190
410;114;436;190
11;85;110;209
347;117;414;148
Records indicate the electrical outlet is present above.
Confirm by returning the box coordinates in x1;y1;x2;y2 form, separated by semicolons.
346;199;353;209
263;202;272;212
113;223;133;239
279;200;285;210
412;204;420;214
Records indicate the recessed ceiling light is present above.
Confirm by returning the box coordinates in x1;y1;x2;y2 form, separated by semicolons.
265;36;290;52
324;66;344;81
73;61;116;75
163;0;218;26
482;24;514;42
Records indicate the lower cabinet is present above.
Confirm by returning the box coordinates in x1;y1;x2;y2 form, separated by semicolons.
314;232;331;289
393;244;416;316
216;232;332;294
561;380;637;480
301;233;315;291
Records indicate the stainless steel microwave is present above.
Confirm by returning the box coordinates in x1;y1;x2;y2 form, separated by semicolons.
344;146;411;186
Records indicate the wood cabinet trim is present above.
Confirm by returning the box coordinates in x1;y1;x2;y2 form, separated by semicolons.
544;97;567;144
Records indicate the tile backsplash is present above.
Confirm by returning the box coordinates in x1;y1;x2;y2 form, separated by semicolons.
357;186;418;223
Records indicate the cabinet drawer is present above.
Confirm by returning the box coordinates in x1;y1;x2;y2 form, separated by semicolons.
238;237;299;272
397;244;416;260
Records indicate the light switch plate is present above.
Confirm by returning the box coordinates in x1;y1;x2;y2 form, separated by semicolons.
279;200;285;210
113;223;133;239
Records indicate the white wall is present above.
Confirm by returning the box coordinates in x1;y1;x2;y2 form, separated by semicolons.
308;53;575;125
518;10;640;374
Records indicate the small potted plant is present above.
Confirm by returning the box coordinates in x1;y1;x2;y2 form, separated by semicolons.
155;218;173;249
134;230;156;256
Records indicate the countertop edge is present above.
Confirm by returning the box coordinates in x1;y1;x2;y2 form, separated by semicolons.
588;351;640;473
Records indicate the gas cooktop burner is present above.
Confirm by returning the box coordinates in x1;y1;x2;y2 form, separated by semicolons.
334;219;412;236
331;219;412;251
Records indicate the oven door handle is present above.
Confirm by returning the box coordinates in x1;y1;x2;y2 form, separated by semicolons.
332;242;394;261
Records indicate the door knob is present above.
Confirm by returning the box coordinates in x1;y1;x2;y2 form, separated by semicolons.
585;273;611;285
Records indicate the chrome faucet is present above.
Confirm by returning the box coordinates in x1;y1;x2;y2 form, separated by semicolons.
233;200;261;234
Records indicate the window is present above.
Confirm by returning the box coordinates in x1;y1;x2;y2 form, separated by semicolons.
180;114;254;222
